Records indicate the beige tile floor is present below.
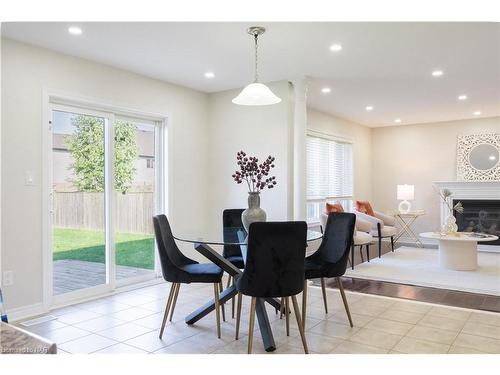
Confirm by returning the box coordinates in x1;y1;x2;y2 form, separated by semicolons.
17;278;500;354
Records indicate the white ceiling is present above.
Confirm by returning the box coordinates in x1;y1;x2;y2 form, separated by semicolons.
2;22;499;127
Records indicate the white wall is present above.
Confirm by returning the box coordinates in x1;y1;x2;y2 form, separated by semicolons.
205;81;294;238
306;111;500;239
371;117;500;236
306;108;373;202
4;37;498;316
1;38;210;310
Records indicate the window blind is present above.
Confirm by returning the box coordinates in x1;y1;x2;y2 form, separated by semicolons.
306;135;353;201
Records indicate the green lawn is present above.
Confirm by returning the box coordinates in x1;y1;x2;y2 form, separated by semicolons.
53;227;154;269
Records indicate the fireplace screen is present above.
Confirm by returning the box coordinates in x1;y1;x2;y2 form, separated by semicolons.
454;199;500;246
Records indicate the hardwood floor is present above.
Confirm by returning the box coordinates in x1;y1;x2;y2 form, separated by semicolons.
321;277;500;313
318;241;500;313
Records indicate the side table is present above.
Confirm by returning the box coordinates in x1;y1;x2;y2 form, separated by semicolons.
392;210;426;247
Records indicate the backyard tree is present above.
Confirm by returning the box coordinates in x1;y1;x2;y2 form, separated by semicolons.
66;115;138;193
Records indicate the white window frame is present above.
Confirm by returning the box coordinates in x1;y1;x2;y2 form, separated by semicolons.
306;130;354;225
42;89;169;309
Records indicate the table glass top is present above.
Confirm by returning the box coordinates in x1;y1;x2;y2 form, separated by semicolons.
390;209;426;217
174;228;323;246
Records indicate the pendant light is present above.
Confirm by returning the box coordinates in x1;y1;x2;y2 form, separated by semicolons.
232;26;281;106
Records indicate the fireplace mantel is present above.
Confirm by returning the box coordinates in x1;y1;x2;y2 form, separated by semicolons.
433;181;500;199
434;181;500;251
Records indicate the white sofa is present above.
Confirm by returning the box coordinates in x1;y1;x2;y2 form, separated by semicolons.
353;210;397;258
320;213;373;269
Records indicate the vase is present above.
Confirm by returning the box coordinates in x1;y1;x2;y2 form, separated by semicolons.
442;213;458;234
241;192;267;232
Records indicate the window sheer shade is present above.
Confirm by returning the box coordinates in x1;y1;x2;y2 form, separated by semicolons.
306;135;353;200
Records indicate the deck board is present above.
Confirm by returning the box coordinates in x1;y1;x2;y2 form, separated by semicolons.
53;260;153;295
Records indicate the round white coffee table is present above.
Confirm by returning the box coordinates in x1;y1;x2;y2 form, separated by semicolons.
420;232;498;271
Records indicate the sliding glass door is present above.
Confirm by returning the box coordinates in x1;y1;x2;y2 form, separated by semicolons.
113;117;157;284
51;108;110;296
49;103;163;303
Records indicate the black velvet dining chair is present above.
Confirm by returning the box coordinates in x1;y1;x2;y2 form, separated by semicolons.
222;209;246;318
222;209;246;268
234;221;309;354
153;214;224;339
302;212;356;330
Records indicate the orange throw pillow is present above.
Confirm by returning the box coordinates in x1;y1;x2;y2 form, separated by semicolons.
326;202;344;213
356;200;375;216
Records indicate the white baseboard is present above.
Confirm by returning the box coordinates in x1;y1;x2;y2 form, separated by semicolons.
7;278;163;322
7;302;48;323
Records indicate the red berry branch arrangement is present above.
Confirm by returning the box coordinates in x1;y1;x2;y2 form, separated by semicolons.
232;151;277;193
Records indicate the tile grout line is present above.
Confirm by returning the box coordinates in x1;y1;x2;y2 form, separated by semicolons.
21;282;500;354
378;305;407;352
447;312;471;353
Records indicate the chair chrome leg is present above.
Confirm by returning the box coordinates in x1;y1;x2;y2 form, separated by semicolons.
391;236;395;252
366;244;370;262
320;277;328;314
168;283;180;322
279;297;284;319
159;283;176;338
359;245;365;262
302;280;308;330
285;297;290;336
291;295;309;354
351;243;355;269
247;297;257;354
213;283;221;339
219;281;226;322
235;292;242;340
226;274;232;288
336;277;353;327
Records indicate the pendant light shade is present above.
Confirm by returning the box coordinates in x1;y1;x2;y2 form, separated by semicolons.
233;26;281;106
232;82;281;106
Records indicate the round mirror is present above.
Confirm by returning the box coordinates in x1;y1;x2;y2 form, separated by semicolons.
469;143;499;170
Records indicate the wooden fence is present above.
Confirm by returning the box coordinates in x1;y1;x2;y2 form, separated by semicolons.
53;191;154;234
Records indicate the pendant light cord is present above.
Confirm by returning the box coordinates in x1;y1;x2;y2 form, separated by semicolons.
254;34;259;83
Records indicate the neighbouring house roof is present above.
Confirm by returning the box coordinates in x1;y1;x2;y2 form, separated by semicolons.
52;133;72;150
52;130;154;157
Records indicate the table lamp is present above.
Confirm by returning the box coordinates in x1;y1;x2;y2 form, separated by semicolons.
397;184;414;213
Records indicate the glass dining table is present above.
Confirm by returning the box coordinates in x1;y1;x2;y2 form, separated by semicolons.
174;228;323;352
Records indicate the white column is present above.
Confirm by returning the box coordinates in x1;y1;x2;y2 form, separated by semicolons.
292;77;308;221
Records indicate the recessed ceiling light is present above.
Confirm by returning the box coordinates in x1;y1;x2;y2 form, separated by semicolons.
489;155;497;161
432;70;443;77
365;106;374;111
204;72;215;79
473;111;482;116
68;26;82;35
458;95;468;101
394;118;402;123
321;87;331;94
329;44;342;52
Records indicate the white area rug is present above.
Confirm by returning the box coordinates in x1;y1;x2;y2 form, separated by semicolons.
345;246;500;296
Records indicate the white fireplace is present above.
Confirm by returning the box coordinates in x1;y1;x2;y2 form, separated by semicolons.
434;181;500;251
